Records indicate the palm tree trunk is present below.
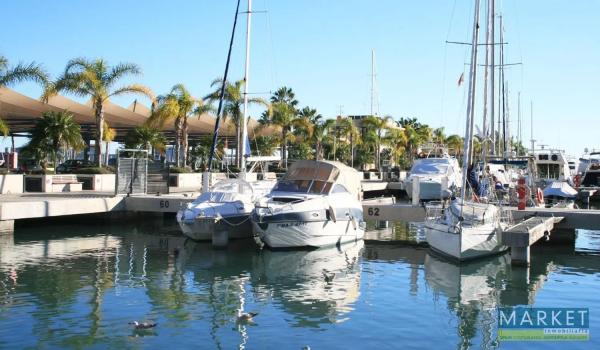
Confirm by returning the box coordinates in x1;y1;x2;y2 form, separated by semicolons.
94;100;104;167
174;117;181;167
182;117;189;167
281;129;287;168
104;142;109;166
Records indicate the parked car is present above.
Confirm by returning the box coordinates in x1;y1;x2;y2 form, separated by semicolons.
56;159;94;173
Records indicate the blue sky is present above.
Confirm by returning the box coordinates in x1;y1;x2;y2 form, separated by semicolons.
1;0;599;155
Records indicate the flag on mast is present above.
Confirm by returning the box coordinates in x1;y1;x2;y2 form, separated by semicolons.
457;72;465;86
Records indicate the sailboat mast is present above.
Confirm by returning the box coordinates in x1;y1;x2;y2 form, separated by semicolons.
499;15;507;155
481;0;492;161
460;0;481;201
489;0;496;155
370;49;375;116
207;0;242;171
241;0;252;173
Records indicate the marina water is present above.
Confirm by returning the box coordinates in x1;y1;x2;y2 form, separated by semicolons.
0;216;598;349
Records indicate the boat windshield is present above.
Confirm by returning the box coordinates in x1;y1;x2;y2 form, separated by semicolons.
410;160;449;175
272;179;333;194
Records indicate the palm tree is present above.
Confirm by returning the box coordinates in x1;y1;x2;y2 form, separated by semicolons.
102;121;116;166
271;86;298;107
205;79;267;167
25;111;85;173
125;126;166;154
263;101;300;167
361;115;392;170
432;127;446;146
0;55;48;136
311;119;335;160
149;84;211;167
445;134;464;158
384;128;408;167
252;135;279;157
42;58;153;166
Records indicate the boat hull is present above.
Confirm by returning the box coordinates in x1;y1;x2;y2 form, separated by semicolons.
177;211;253;241
424;221;508;261
253;218;365;249
405;179;452;200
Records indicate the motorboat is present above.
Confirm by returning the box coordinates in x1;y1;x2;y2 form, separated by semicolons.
404;156;461;200
579;150;600;187
177;178;276;241
531;147;572;185
252;160;365;249
542;181;577;208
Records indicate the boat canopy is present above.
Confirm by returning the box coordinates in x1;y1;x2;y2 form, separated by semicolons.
543;181;577;198
283;160;362;198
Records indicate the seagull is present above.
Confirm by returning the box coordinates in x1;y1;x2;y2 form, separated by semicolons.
129;321;157;330
237;312;258;322
323;270;335;283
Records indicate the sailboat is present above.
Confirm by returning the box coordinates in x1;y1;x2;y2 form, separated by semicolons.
423;0;511;261
177;0;276;241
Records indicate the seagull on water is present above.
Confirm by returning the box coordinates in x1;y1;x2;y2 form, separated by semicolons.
129;321;157;330
237;312;258;322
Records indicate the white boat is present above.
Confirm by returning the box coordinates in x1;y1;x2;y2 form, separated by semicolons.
424;199;509;260
531;147;572;185
252;160;365;249
579;150;600;187
424;0;510;261
177;179;276;240
404;156;461;200
543;181;577;209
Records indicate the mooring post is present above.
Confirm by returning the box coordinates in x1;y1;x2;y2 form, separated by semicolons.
511;246;531;266
0;220;14;235
412;177;420;206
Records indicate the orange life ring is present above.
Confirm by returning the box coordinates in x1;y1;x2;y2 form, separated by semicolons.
536;188;544;204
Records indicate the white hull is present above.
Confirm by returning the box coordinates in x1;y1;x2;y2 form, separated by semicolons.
405;180;449;200
177;211;253;241
254;219;365;249
424;221;507;260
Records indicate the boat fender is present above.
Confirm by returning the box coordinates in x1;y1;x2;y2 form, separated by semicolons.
536;188;544;205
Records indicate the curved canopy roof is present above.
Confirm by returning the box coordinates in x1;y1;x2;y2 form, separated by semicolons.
0;87;272;143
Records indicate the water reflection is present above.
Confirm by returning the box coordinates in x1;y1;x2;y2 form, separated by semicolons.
252;241;363;326
0;219;598;349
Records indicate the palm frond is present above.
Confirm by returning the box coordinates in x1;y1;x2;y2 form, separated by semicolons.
108;84;154;100
105;62;142;88
0;61;48;87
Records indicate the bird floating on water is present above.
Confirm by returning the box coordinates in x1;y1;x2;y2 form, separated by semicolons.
129;321;157;330
237;312;258;322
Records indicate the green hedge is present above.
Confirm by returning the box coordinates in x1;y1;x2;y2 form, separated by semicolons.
75;167;114;174
169;166;192;174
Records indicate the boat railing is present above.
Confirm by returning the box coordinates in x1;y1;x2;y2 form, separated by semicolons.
424;202;444;220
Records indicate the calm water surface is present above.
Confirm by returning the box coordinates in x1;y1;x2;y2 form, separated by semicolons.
0;216;598;349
